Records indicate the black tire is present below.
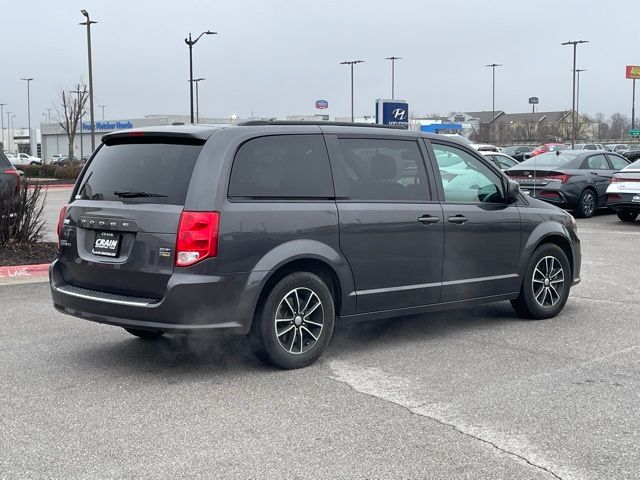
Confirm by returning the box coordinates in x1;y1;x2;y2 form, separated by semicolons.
124;328;165;340
249;271;335;369
574;189;596;218
617;210;638;222
511;243;571;320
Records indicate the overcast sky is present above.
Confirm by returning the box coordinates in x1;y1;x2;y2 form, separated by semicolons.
2;0;639;127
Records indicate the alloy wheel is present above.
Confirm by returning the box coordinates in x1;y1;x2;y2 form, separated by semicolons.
531;256;565;308
582;191;595;217
274;287;324;355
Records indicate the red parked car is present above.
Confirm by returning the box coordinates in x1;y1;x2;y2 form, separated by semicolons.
529;143;568;157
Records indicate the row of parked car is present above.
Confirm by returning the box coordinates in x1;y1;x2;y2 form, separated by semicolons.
460;139;640;221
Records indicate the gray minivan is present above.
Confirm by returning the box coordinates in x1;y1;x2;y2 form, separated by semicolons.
51;122;581;369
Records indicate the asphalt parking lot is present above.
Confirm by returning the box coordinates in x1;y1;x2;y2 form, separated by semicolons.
2;211;639;479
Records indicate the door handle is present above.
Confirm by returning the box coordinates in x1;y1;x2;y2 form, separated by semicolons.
418;215;440;225
447;215;468;225
590;171;599;175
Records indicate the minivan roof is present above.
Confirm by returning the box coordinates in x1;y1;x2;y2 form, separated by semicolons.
101;122;468;146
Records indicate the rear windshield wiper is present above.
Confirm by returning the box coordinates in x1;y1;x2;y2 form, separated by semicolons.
113;191;168;198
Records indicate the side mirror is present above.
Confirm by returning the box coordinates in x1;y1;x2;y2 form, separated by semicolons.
506;180;520;203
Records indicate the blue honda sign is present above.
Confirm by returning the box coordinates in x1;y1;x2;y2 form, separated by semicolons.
375;99;409;127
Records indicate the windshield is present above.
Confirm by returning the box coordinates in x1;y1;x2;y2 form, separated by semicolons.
514;152;578;169
76;141;202;205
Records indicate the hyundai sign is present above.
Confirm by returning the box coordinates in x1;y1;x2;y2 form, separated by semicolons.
375;99;409;127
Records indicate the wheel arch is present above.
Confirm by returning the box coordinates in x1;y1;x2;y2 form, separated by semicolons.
520;223;575;281
242;240;356;333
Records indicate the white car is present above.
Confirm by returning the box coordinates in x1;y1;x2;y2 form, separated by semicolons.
480;151;519;171
9;152;42;166
439;134;499;152
606;158;640;222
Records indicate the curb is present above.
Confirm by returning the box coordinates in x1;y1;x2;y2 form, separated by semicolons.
0;263;50;285
29;184;74;190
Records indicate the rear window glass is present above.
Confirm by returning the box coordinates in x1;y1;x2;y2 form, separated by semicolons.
228;135;334;198
0;152;11;168
76;142;202;205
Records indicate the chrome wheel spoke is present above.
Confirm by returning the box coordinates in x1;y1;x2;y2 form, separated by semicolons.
301;326;318;341
303;300;321;318
283;296;296;315
289;328;297;353
277;325;295;337
305;319;323;328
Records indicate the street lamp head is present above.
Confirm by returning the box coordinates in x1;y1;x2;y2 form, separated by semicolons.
340;60;364;65
561;40;589;46
205;30;217;35
485;64;502;68
21;78;33;82
385;56;402;61
81;9;89;17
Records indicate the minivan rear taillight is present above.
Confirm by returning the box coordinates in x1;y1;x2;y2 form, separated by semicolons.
3;169;21;191
175;211;219;267
57;206;68;247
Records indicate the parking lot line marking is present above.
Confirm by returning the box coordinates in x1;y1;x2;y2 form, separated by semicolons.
329;361;571;480
578;230;640;236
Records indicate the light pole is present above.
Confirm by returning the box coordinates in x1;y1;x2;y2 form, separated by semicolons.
6;112;12;152
385;56;402;99
99;105;107;121
80;10;97;152
340;60;364;123
485;64;502;121
575;69;586;130
45;107;53;124
561;40;589;148
185;31;217;124
21;78;33;154
631;77;637;130
0;103;5;148
190;78;205;122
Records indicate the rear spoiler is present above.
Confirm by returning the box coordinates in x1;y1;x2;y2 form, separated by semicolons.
103;129;212;146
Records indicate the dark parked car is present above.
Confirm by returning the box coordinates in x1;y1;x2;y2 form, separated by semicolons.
506;150;630;217
51;122;582;369
0;151;21;197
500;145;532;161
623;149;640;163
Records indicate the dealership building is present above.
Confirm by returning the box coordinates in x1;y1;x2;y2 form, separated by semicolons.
39;114;250;162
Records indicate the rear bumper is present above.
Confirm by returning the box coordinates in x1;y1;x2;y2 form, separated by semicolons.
521;187;576;208
606;192;640;211
49;260;255;334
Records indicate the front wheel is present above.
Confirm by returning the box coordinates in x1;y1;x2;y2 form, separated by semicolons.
574;189;596;218
511;243;571;320
617;210;638;222
249;272;335;369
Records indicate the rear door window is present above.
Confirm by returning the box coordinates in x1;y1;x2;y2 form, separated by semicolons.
583;154;609;170
331;138;430;202
76;142;202;205
228;135;333;199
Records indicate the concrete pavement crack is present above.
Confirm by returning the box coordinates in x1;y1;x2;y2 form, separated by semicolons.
329;376;564;480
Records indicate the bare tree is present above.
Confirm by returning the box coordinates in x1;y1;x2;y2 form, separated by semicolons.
609;113;631;139
56;84;89;162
